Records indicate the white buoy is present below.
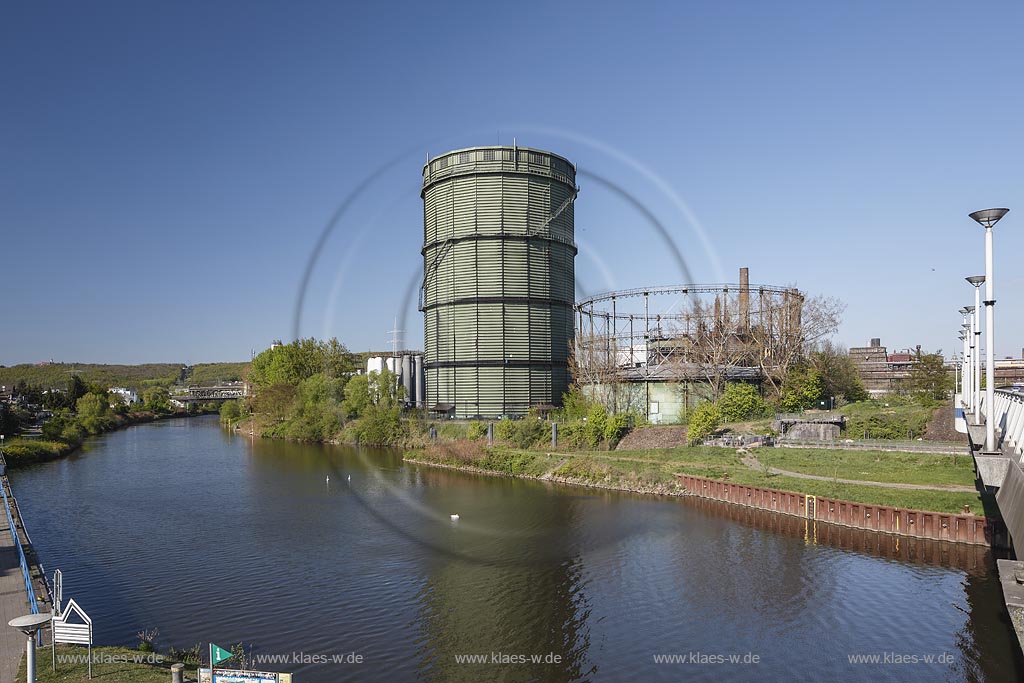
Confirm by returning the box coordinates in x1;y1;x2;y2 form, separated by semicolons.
450;514;460;521
347;475;351;481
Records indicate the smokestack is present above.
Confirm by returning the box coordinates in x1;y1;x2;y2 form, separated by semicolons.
739;267;750;332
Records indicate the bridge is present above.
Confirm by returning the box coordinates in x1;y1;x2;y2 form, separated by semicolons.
960;388;1024;651
169;383;247;403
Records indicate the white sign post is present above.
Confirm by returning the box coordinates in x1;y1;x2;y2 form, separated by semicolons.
52;598;93;678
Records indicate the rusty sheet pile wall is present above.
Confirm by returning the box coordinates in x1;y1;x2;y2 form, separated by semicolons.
677;474;1003;546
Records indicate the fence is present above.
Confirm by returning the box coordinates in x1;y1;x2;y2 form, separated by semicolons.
677;473;1003;546
775;437;964;455
0;449;39;614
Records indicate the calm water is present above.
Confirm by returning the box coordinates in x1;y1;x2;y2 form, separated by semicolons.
11;416;1024;682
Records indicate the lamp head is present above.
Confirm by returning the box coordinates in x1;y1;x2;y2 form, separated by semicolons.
960;307;969;315
8;613;50;636
969;208;1009;228
965;305;975;313
966;275;986;286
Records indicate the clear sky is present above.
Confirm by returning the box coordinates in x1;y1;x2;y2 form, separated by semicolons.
3;1;1023;365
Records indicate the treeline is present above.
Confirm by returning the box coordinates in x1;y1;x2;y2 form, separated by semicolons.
0;361;249;392
2;375;193;466
222;338;408;445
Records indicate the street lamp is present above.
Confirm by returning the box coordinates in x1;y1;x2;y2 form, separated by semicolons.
960;308;971;409
8;613;50;683
969;208;1009;451
966;275;985;425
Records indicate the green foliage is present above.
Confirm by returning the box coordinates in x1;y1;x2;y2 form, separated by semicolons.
467;421;487;440
584;405;607;447
687;401;722;445
349;404;404;445
0;363;185;393
840;400;932;440
142;387;170;413
219;400;242;424
340;368;400;419
906;349;952;404
248;338;356;389
1;439;73;465
808;341;868;403
493;418;549;448
558;385;597;421
284;374;345;441
779;367;824;412
718;383;769;422
603;412;631;447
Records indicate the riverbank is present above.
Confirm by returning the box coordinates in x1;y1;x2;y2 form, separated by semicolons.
3;410;214;468
20;646;189;682
404;442;987;516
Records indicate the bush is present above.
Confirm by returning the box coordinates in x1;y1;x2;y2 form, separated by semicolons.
718;383;769;422
495;419;516;442
604;412;631;447
466;421;487;440
584;405;607;447
687;402;722;445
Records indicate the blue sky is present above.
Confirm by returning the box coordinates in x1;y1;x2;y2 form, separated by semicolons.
3;1;1022;364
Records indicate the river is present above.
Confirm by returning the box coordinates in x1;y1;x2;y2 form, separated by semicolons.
10;416;1024;681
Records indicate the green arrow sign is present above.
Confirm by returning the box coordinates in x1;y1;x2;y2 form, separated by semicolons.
211;643;233;666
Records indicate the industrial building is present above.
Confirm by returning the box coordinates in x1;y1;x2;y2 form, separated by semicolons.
573;268;805;423
848;339;921;395
420;145;577;418
366;353;425;408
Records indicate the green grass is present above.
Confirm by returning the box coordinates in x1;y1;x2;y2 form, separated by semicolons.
839;399;934;439
756;448;975;487
407;444;985;515
20;646;187;682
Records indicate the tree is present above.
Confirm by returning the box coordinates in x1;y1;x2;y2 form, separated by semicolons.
687;401;722;445
248;338;357;389
906;349;951;403
779;367;824;412
808;341;868;404
142;387;170;413
718;383;768;422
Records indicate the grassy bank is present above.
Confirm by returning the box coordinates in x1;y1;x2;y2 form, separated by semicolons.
406;443;984;515
2;411;206;468
19;646;186;682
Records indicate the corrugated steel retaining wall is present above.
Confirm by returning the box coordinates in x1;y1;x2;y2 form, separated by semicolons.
678;474;1004;547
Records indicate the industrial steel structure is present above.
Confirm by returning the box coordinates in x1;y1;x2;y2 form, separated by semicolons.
573;268;805;422
421;145;577;418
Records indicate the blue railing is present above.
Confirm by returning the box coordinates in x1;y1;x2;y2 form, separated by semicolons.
0;449;39;614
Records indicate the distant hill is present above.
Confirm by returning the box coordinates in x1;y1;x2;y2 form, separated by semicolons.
0;362;250;391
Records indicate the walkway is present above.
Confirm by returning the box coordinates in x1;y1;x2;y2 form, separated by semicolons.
739;454;977;492
0;500;28;683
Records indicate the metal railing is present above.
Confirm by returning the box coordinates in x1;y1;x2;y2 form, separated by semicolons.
775;437;963;455
0;449;39;614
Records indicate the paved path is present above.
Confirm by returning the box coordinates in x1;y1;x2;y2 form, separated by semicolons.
740;454;977;492
0;495;28;683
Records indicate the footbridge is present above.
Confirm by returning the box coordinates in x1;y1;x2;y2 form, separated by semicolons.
169;383;247;404
961;389;1024;650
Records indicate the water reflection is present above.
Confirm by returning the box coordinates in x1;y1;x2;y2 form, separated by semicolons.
7;416;1023;682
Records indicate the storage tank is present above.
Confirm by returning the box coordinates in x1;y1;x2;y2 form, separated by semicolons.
421;145;578;418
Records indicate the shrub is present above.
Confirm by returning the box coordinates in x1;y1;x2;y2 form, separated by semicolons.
718;383;769;422
584;405;607;447
466;421;487;440
687;401;722;445
604;412;631;447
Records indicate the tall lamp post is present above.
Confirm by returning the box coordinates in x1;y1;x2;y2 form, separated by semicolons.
966;276;985;425
969;208;1009;451
960;308;971;409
